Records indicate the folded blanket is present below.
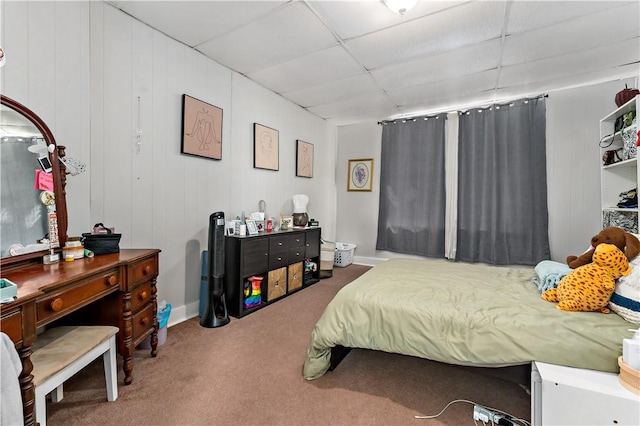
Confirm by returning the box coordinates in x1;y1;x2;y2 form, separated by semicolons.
532;260;571;293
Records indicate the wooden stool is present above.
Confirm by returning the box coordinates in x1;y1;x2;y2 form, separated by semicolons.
31;326;119;426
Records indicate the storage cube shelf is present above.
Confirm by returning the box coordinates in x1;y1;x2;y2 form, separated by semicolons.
224;228;321;318
600;96;639;233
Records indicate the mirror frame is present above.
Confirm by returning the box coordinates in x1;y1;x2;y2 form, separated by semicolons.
1;94;68;268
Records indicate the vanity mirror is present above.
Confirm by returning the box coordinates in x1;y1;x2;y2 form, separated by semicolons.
1;95;68;267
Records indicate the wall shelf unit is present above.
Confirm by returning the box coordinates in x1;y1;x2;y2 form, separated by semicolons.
224;227;321;318
600;96;639;233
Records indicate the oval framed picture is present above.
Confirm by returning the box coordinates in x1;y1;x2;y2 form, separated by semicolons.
347;158;373;192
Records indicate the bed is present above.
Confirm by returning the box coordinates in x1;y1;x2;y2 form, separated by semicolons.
303;257;635;381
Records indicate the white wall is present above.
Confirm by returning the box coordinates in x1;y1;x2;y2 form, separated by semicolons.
1;1;337;324
336;78;638;265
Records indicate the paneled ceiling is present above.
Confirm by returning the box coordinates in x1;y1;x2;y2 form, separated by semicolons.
108;0;640;125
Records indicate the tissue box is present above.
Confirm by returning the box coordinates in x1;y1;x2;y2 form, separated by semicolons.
0;278;18;301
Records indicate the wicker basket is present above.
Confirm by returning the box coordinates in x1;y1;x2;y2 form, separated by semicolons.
334;243;356;267
618;356;640;395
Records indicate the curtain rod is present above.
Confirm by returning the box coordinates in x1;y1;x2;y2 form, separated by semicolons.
378;94;548;125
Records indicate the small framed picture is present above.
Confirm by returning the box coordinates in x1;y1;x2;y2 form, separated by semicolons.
246;219;259;235
347;158;374;192
226;221;237;236
253;123;279;171
296;140;314;178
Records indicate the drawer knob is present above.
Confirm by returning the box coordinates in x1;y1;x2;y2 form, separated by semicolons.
277;256;282;261
50;298;64;312
138;291;148;301
296;252;300;256
143;265;151;275
107;275;118;286
140;317;149;326
278;242;283;246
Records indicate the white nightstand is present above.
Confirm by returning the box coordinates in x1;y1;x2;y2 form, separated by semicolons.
531;361;640;426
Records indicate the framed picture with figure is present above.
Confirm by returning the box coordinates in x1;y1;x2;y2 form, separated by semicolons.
347;158;374;192
296;140;314;178
181;94;223;160
253;123;279;171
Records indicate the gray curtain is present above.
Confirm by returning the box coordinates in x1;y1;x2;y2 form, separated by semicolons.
456;98;550;265
376;116;446;257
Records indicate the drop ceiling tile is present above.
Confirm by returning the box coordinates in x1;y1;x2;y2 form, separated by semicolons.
307;0;468;40
386;69;499;110
392;91;497;118
371;39;501;92
111;1;285;47
506;1;634;35
306;92;399;120
496;62;640;99
503;3;640;66
346;0;506;70
196;1;337;74
499;38;640;88
282;74;380;108
247;45;364;94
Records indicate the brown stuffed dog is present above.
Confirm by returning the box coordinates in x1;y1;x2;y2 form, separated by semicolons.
566;226;640;269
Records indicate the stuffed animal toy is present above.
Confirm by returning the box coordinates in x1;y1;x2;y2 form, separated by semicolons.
543;243;632;313
566;226;640;269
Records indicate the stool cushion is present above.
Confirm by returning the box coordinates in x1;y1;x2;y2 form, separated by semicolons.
31;326;118;386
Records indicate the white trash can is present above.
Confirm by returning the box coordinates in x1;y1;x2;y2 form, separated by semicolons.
320;240;336;278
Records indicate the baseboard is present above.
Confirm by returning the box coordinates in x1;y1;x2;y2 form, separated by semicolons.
353;256;387;266
167;301;199;328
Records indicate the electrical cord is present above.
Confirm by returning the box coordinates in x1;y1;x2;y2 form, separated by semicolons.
414;398;476;419
414;398;531;425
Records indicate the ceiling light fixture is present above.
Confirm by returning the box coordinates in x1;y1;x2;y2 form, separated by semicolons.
383;0;418;16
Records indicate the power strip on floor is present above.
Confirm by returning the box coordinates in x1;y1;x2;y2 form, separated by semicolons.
473;405;515;425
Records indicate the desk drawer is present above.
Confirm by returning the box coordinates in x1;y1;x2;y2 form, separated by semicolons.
132;304;154;341
131;282;152;313
37;269;121;324
0;308;23;344
269;235;290;251
131;257;158;287
289;233;305;248
288;247;305;263
269;250;289;270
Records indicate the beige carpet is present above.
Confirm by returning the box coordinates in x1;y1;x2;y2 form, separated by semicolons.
46;264;530;425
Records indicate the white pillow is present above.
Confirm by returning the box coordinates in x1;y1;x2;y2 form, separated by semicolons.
610;235;640;324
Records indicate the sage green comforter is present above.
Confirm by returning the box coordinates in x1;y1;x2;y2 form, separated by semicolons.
303;258;634;380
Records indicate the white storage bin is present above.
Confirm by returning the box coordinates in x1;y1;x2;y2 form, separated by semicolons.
334;243;356;267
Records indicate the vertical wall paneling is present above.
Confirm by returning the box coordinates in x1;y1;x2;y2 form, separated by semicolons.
0;1;5;93
55;1;91;235
150;30;168;264
102;5;133;244
2;1;30;98
28;2;56;126
89;1;106;229
131;18;154;247
162;39;189;309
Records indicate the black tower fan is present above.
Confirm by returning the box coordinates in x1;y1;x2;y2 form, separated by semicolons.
200;211;230;328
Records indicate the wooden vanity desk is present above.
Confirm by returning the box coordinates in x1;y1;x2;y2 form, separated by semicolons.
0;249;160;426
